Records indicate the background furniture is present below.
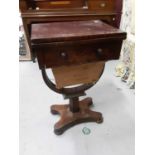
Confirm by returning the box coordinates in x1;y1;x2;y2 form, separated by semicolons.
20;0;123;61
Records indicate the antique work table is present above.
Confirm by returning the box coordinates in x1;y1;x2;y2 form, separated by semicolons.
20;0;126;135
31;20;126;135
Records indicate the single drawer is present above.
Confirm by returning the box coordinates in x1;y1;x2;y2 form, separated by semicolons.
33;0;86;10
33;39;123;69
31;21;126;69
88;0;115;12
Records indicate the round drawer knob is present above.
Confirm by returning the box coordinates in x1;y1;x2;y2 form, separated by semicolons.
100;3;106;8
36;7;40;10
96;48;103;57
83;6;88;9
60;52;67;58
97;48;103;54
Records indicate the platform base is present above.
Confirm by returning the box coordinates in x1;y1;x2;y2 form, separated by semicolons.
51;97;103;135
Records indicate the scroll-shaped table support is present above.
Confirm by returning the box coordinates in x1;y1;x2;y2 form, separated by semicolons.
41;65;105;135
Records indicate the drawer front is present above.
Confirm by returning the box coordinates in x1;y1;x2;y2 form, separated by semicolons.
34;40;122;69
33;0;85;10
88;0;115;12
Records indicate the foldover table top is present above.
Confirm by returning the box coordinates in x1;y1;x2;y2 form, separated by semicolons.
31;20;126;44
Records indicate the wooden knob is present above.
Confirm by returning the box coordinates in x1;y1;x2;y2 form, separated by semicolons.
100;3;106;8
61;52;67;58
83;6;88;9
96;48;103;57
97;48;103;53
36;7;40;10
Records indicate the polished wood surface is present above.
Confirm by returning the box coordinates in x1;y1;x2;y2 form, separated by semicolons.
20;0;120;13
30;0;86;9
31;20;126;68
31;20;125;43
88;0;115;11
33;39;123;68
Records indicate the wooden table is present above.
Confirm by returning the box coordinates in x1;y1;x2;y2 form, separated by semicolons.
31;20;126;135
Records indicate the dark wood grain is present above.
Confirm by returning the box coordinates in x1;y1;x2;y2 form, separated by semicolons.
33;39;123;68
31;20;126;43
31;20;126;68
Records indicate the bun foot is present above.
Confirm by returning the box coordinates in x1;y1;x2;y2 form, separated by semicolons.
54;129;64;135
51;109;59;115
96;117;103;123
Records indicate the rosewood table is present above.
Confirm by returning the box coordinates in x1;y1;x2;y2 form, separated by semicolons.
30;20;126;135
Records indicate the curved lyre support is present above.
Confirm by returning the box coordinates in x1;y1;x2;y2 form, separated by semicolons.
41;63;105;95
41;67;94;95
